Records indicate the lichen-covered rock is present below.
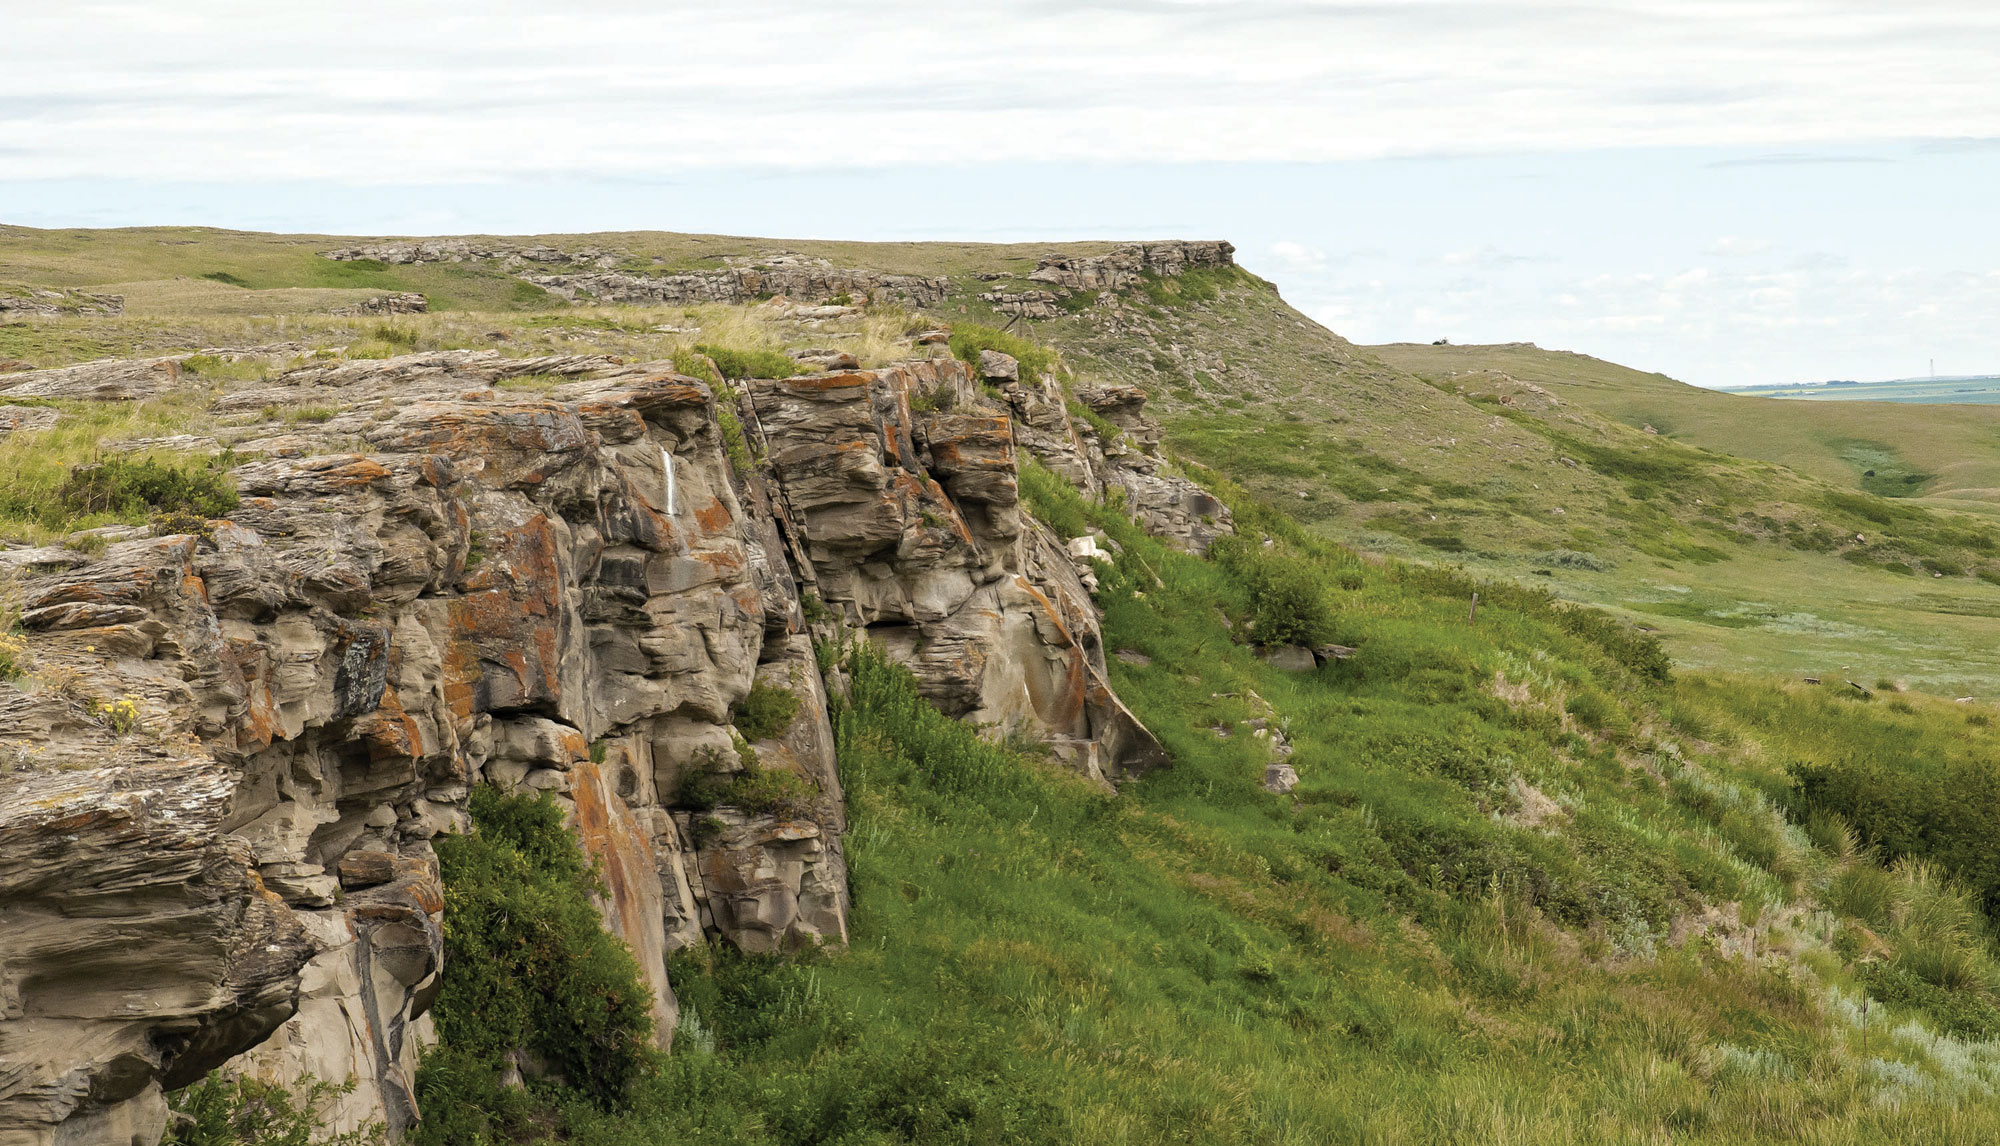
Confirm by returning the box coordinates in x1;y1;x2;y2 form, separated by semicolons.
0;406;60;437
0;340;1222;1141
748;357;1169;783
524;263;948;310
1027;240;1235;292
0;357;184;401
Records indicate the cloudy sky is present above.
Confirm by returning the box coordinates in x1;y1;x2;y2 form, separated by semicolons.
5;1;1998;387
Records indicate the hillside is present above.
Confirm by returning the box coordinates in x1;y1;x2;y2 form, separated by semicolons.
9;228;2000;1144
13;227;2000;691
1367;341;2000;503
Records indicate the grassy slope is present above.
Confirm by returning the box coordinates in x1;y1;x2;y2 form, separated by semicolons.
990;280;2000;694
409;477;2000;1146
1366;341;2000;503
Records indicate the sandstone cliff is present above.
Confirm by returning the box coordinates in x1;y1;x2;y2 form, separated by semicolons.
0;337;1226;1142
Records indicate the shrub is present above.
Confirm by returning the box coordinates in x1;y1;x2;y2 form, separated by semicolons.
1565;689;1623;733
0;628;25;680
695;344;801;381
55;456;239;523
415;787;658;1138
1212;536;1336;647
676;747;817;820
507;280;554;309
167;1072;381;1146
1131;265;1250;308
1551;604;1672;685
733;680;801;741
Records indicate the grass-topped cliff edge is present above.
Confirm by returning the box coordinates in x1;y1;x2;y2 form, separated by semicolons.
11;225;2000;1142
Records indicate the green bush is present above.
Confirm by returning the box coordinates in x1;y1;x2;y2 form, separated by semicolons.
1211;536;1336;647
676;747;817;821
696;344;801;381
413;788;658;1141
1131;265;1252;308
1793;753;2000;915
1551;604;1672;685
167;1073;380;1146
53;456;239;523
733;680;801;740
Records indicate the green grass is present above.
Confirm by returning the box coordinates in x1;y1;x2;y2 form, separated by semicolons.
403;473;2000;1144
949;322;1060;383
0;389;229;541
23;224;2000;1140
695;344;802;382
1030;294;2000;692
1368;340;2000;506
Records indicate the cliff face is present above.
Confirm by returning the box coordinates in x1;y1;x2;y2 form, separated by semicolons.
0;340;1225;1142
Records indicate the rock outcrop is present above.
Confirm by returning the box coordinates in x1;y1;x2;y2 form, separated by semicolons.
0;339;1217;1142
316;242;951;310
329;293;429;317
0;289;124;317
0;358;185;402
1027;241;1235;293
524;262;949;310
0;407;60;437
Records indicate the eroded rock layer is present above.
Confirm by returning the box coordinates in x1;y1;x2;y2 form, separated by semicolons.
0;343;1224;1142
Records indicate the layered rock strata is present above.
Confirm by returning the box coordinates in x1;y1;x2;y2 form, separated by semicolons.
523;265;949;309
0;290;124;318
1026;241;1236;293
0;342;1220;1142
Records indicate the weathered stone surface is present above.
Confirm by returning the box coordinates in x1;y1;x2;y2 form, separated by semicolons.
0;333;1230;1140
0;763;314;1140
524;254;949;310
330;292;429;316
1264;645;1318;672
1027;241;1234;292
748;357;1169;782
979;289;1065;319
1263;761;1300;794
687;811;847;955
0;406;59;436
0;357;183;401
0;289;123;317
977;349;1020;382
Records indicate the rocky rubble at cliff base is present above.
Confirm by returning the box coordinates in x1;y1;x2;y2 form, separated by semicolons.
0;339;1230;1143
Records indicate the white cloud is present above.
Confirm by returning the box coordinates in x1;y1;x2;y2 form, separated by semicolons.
1704;236;1773;256
3;1;2000;180
1267;241;1328;272
1443;246;1547;268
